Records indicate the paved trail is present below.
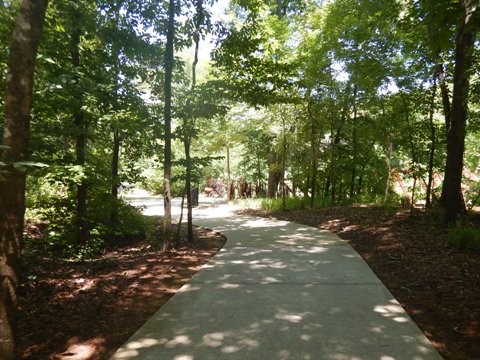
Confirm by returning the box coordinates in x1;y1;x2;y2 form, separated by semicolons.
111;204;442;360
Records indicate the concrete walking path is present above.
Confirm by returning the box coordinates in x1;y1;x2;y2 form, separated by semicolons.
111;205;442;360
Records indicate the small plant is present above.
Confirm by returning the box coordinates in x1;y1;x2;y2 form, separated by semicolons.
447;221;480;252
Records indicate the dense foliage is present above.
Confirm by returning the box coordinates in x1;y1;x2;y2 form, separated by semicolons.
212;0;479;219
1;0;478;249
0;0;478;254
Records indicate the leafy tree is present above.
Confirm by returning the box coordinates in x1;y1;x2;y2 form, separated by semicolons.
0;1;49;357
444;0;478;222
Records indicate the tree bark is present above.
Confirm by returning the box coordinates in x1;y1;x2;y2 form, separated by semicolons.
349;85;357;200
281;111;287;210
306;99;317;207
267;145;278;198
426;82;437;208
276;0;284;19
436;62;451;206
110;4;122;227
444;0;477;223
71;9;89;244
226;136;232;201
163;0;175;251
0;1;48;358
111;126;120;224
181;0;204;243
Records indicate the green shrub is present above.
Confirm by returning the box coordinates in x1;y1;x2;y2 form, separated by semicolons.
447;221;480;252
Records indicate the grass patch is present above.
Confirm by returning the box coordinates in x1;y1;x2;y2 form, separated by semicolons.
260;197;311;211
231;198;263;209
447;221;480;252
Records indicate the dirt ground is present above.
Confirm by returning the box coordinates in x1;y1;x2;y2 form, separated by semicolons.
16;224;226;360
16;205;480;359
240;205;480;360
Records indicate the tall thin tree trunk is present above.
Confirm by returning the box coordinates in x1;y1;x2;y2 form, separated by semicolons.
163;0;175;251
110;5;121;227
0;1;48;358
72;9;89;244
410;176;417;217
356;161;366;196
111;126;120;224
349;85;357;200
444;0;477;222
276;0;283;18
384;141;393;205
183;0;203;242
184;137;193;241
426;82;437;208
226;136;232;201
281;112;287;211
267;146;277;198
436;62;451;207
307;99;317;207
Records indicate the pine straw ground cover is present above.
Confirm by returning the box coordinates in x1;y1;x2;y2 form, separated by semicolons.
239;205;480;360
16;219;226;360
16;206;480;359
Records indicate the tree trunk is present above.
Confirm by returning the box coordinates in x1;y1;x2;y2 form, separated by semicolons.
0;1;48;358
444;0;477;223
163;0;175;251
71;9;89;244
110;5;121;227
307;99;317;207
426;82;437;208
436;62;451;206
410;176;417;217
226;137;232;201
356;161;366;196
111;126;120;225
437;62;452;133
384;142;393;205
267;145;277;198
183;0;203;242
276;0;284;19
281;112;287;211
349;85;357;200
184;138;193;242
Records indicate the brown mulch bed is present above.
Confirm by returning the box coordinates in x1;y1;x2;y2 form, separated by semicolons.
239;205;480;360
16;224;226;360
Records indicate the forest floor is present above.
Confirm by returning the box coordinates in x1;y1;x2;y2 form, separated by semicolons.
16;218;226;360
16;205;480;360
239;205;480;360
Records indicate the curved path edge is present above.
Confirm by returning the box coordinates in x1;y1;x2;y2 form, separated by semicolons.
111;204;442;360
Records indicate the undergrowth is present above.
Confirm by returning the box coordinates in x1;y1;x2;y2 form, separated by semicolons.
447;221;480;252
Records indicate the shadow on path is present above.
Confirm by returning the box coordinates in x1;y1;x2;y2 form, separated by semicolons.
111;205;442;360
